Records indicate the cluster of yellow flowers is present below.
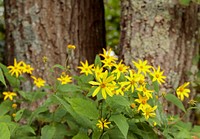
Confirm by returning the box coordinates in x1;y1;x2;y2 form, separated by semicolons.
6;58;46;88
4;58;73;101
78;48;191;125
2;46;191;131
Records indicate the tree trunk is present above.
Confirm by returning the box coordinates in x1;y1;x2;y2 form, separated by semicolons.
120;1;199;119
4;0;105;83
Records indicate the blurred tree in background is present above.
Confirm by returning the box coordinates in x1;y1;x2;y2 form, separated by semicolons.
0;0;5;63
104;0;120;53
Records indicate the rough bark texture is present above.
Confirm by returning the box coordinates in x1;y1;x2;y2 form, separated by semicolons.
120;1;200;119
4;0;105;83
4;0;105;114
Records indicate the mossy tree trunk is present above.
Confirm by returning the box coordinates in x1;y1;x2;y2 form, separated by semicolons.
4;0;105;83
120;1;200;119
4;0;105;112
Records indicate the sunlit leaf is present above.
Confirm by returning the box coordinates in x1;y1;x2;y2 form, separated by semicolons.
14;109;25;122
110;114;129;138
41;125;56;139
0;101;12;116
94;55;102;67
165;94;186;112
0;123;10;139
179;0;190;5
68;98;98;120
72;130;89;139
0;67;6;87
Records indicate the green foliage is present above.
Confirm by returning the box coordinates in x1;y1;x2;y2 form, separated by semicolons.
0;123;10;139
41;125;56;139
179;0;200;5
165;93;186;112
179;0;191;5
0;50;199;139
110;114;129;138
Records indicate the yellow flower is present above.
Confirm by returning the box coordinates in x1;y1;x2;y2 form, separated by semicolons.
153;122;157;126
188;99;197;106
150;66;166;85
3;91;17;101
137;85;154;99
115;82;126;96
78;60;94;76
100;48;118;62
112;60;129;79
21;62;34;74
67;44;76;49
96;118;111;130
57;73;72;84
130;103;136;109
132;59;152;75
121;70;140;92
7;58;23;77
12;103;17;109
89;70;116;99
93;66;104;78
42;56;48;63
31;76;46;88
141;105;157;120
135;93;149;111
12;113;16;117
176;82;190;101
100;48;117;69
138;74;146;85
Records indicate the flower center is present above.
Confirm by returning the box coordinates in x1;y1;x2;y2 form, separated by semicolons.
155;73;160;78
118;66;123;71
142;100;146;104
130;80;135;85
100;83;106;88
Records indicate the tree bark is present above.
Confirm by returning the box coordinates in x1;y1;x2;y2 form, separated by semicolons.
120;1;200;118
4;0;105;83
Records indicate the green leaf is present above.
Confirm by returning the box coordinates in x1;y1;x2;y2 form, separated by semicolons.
179;0;190;5
0;100;12;116
110;114;129;138
28;105;49;125
106;95;130;107
52;64;65;70
192;55;200;65
0;63;20;88
152;81;159;93
94;55;102;67
0;67;7;87
174;121;192;138
53;95;93;128
41;125;56;139
53;124;69;139
191;125;200;138
14;109;25;122
165;94;186;112
6;122;18;137
68;98;98;120
58;84;81;93
0;115;11;123
50;64;65;72
0;123;10;139
72;130;89;139
107;126;125;139
92;129;101;139
13;125;36;137
31;91;47;102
